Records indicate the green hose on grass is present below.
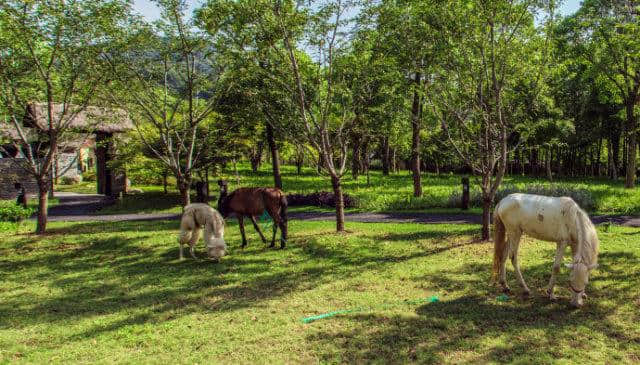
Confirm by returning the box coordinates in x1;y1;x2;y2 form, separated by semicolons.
301;295;440;324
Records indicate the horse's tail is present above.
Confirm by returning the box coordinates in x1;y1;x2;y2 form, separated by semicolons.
279;193;288;241
492;212;507;282
178;208;194;244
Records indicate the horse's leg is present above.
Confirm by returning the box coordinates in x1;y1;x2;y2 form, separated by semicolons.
265;206;280;248
178;228;190;261
249;215;267;244
238;216;248;248
499;232;512;293
189;227;201;260
547;241;566;300
509;231;530;296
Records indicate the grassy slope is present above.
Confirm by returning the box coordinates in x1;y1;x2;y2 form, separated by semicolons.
87;163;640;216
1;220;638;363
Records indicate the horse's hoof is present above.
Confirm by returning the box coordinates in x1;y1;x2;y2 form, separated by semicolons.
268;243;276;248
502;287;512;294
522;290;531;298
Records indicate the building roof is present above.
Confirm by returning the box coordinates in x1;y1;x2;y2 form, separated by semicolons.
24;103;133;133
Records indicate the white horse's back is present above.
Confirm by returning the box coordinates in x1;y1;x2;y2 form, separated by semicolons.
496;193;577;243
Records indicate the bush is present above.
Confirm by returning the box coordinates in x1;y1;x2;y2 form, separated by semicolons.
60;175;82;185
446;183;596;211
287;191;358;208
82;170;96;182
0;201;34;222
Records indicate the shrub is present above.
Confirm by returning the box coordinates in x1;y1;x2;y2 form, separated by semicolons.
446;183;596;211
0;201;34;222
287;191;358;208
495;184;595;211
82;170;96;182
60;175;82;185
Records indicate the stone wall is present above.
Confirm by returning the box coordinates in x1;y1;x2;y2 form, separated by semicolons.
54;152;81;180
0;159;38;200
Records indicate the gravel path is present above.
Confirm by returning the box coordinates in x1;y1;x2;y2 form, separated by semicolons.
44;192;640;227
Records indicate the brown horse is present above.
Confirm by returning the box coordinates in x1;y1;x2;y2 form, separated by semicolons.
217;179;288;249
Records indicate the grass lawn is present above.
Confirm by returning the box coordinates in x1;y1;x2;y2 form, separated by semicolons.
1;220;639;363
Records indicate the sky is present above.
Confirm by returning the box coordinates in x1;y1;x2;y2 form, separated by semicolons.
132;0;583;22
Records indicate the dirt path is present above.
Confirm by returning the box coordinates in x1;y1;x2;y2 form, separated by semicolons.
44;192;640;227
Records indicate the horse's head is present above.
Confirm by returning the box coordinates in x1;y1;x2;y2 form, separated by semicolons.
565;260;598;307
206;237;227;261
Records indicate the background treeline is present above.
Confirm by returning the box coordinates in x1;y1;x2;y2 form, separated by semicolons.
1;0;638;235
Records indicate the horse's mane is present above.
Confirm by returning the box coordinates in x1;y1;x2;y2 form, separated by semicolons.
571;202;599;266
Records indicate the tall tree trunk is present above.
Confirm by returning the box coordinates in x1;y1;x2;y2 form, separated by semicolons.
162;170;168;194
249;141;263;173
35;179;49;234
178;176;191;207
266;122;282;189
481;194;492;241
381;136;390;176
410;72;422;197
317;151;324;173
351;135;361;180
331;175;345;232
546;147;553;181
392;147;397;173
625;100;637;188
204;167;210;199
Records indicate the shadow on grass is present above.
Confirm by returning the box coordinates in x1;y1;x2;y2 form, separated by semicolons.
306;253;640;363
0;220;479;342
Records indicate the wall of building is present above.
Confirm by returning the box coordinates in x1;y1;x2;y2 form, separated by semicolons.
54;152;81;180
0;159;38;200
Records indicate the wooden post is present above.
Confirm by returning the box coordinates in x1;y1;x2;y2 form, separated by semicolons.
461;177;470;210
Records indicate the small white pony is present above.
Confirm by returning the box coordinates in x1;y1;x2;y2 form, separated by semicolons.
493;193;599;307
178;203;227;261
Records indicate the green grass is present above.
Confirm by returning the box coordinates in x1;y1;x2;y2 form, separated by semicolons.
65;162;640;216
1;220;639;363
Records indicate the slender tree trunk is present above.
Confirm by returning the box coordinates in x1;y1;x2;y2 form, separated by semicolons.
266;122;282;189
351;135;361;180
410;72;422;197
546;147;553;181
331;175;345;232
317;151;324;173
625;100;637;188
392;147;397;173
204;167;210;199
381;136;390;176
481;194;491;241
36;179;49;235
163;170;168;194
178;176;191;207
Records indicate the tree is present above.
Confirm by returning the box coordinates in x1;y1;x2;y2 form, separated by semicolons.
565;0;640;188
276;0;355;231
430;0;543;239
0;0;129;233
106;0;228;206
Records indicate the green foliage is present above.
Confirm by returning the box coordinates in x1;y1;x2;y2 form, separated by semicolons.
0;201;33;222
82;170;96;182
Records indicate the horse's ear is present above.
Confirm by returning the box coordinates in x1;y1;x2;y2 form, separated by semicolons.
588;263;598;270
565;263;574;269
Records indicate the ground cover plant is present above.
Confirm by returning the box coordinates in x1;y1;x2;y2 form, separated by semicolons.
1;219;638;363
88;163;640;216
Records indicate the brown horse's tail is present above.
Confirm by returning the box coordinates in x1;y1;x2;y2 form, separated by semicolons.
279;193;288;242
492;213;507;283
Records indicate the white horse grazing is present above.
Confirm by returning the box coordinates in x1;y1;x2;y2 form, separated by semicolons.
178;203;227;261
492;193;599;307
